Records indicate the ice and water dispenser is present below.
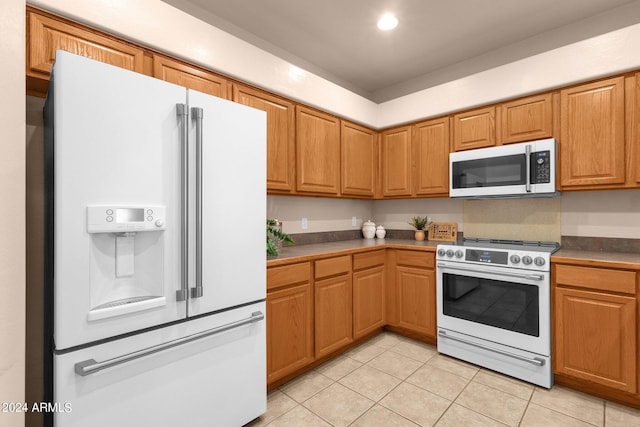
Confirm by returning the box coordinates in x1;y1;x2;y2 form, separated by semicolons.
86;205;167;321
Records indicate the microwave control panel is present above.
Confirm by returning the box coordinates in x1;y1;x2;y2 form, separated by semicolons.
530;150;551;184
87;205;166;233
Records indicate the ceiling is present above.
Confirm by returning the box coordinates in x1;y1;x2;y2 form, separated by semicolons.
161;0;640;102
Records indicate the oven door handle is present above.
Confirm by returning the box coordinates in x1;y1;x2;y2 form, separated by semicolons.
436;263;544;281
438;330;545;366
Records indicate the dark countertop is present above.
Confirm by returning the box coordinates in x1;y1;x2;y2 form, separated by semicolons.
267;239;640;270
267;238;438;267
552;249;640;270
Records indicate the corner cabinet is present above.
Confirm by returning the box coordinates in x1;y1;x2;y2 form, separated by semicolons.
341;121;377;197
452;106;496;151
233;84;296;192
412;117;450;196
381;126;412;197
153;55;230;99
560;77;626;188
553;261;638;396
296;106;341;195
266;263;314;385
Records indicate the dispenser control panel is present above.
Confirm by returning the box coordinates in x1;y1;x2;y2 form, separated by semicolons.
87;205;166;233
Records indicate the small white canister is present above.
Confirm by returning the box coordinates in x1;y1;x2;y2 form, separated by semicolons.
362;220;376;239
375;225;386;239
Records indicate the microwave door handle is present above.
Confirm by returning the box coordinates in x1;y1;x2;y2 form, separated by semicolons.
525;144;532;192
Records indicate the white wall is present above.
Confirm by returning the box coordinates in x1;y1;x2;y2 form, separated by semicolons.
1;0;26;425
372;198;464;231
562;189;640;238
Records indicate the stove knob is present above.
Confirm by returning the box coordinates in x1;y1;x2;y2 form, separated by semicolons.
437;248;446;257
455;250;464;258
446;249;454;258
522;255;533;265
510;254;521;264
534;256;546;266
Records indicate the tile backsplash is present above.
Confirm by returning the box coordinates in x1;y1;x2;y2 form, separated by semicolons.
463;197;561;242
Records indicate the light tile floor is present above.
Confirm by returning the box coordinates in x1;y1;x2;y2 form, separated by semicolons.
248;332;640;427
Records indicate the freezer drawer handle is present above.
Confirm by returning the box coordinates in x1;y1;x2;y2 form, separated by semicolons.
74;311;264;377
438;330;545;366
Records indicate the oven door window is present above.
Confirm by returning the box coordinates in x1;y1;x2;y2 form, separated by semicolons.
442;273;539;337
452;154;525;189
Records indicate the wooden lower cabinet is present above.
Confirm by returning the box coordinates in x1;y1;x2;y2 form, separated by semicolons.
353;251;386;339
266;263;314;384
553;262;639;398
314;256;353;358
396;265;436;336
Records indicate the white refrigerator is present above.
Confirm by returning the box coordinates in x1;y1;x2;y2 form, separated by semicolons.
43;51;267;426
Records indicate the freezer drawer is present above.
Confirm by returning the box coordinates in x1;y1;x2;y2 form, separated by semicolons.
54;302;266;427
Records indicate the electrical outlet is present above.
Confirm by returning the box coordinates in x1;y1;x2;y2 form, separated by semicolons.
301;217;308;230
352;216;357;226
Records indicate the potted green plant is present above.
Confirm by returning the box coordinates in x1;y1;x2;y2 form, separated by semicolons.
267;218;294;256
408;215;429;241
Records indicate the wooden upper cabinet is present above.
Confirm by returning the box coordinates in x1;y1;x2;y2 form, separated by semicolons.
412;117;450;196
452;106;496;151
296;106;340;194
153;55;229;99
233;85;295;192
560;77;625;187
381;126;412;197
498;93;554;144
27;8;145;96
341;121;377;197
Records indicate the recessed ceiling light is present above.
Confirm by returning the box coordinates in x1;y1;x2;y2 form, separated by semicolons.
377;13;398;31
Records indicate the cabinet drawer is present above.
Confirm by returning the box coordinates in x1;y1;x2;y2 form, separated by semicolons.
555;264;636;295
315;255;351;279
267;262;311;290
395;250;434;269
353;250;386;271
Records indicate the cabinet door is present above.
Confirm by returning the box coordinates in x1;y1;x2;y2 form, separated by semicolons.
315;274;353;358
396;265;436;336
560;77;625;187
266;283;314;384
341;121;377;197
353;266;385;339
296;106;340;194
381;126;412;196
452;106;496;151
554;287;636;393
499;93;554;144
234;85;296;192
153;55;229;99
413;117;450;196
27;9;145;95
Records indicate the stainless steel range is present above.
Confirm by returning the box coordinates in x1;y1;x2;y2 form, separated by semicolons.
436;238;559;388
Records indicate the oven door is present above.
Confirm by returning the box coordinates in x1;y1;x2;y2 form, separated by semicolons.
436;261;550;356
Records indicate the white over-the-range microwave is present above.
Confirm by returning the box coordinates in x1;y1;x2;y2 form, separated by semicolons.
449;138;558;198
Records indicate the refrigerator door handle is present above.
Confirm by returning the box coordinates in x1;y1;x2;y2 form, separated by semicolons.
176;104;189;302
191;107;204;299
74;311;265;376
